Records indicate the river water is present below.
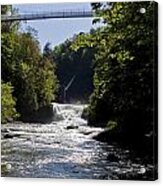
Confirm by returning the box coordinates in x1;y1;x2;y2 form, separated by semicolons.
1;103;154;179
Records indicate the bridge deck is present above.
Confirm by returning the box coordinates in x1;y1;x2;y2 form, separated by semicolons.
1;11;94;22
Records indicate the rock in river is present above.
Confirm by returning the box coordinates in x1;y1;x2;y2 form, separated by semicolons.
66;125;79;130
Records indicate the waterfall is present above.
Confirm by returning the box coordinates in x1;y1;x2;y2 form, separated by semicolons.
52;102;87;125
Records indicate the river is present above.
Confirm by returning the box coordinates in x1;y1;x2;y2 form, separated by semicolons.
1;103;154;179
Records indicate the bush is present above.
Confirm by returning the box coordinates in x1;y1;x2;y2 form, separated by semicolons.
107;121;118;130
1;82;19;123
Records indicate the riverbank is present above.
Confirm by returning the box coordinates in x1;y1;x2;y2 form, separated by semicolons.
92;128;158;180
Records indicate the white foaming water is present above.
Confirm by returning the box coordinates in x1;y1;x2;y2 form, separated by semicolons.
52;102;88;125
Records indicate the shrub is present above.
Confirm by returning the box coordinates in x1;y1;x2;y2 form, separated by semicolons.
1;82;19;123
106;121;118;130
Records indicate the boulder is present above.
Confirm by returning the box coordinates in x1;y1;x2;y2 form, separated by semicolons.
66;125;78;130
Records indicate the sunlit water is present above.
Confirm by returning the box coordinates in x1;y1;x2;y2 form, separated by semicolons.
1;103;154;179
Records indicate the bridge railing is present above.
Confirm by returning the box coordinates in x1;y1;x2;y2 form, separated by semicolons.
1;10;95;22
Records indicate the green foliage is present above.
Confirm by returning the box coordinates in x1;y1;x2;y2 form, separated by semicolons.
1;33;17;82
1;5;20;33
72;2;157;140
1;82;19;123
53;37;94;103
1;5;58;121
106;121;117;130
1;31;58;120
43;42;53;59
35;57;59;108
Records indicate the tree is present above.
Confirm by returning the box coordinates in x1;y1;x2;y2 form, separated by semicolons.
72;2;158;141
43;42;53;59
1;5;20;33
1;31;58;120
53;36;95;103
1;82;19;123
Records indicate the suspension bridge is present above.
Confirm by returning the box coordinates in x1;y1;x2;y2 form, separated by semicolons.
1;10;95;22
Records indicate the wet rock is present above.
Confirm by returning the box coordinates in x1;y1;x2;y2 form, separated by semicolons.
2;126;21;139
1;164;9;174
107;153;119;162
72;170;79;174
82;131;94;135
66;125;78;130
3;133;20;139
7;117;14;122
54;141;60;144
1;128;10;133
93;129;120;142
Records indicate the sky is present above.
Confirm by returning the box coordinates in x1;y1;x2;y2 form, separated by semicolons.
13;3;95;50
